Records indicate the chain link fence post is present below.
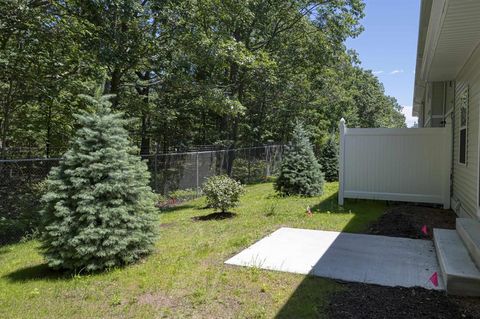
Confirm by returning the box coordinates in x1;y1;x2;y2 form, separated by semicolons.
247;147;251;183
154;143;159;193
265;145;270;177
195;151;199;196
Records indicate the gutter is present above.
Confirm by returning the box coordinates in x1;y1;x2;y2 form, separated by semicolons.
413;0;448;118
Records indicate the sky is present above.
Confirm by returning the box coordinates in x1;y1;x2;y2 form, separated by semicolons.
346;0;420;127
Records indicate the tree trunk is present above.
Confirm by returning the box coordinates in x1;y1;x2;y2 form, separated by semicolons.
136;72;151;155
45;104;52;157
140;112;150;155
106;68;122;108
1;107;10;154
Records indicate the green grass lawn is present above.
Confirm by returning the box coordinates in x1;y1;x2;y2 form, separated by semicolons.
0;182;386;318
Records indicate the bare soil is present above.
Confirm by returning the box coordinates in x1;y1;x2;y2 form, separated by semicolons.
328;282;480;319
367;205;457;240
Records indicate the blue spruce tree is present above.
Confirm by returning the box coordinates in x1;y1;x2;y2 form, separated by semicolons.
40;94;157;271
319;134;339;182
275;123;325;196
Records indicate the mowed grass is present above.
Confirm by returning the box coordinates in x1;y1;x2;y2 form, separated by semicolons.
0;182;385;318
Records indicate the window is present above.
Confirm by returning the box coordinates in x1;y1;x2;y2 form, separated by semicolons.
460;128;466;164
459;87;469;165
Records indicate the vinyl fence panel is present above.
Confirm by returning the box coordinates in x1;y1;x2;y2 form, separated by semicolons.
338;119;451;208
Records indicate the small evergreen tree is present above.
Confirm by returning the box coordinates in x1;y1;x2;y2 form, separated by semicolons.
275;123;325;196
40;94;157;271
319;134;339;182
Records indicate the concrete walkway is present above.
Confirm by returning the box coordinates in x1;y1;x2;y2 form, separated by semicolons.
226;227;444;290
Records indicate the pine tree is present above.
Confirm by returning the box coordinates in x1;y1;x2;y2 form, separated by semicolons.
319;134;339;182
275;123;325;196
40;94;157;272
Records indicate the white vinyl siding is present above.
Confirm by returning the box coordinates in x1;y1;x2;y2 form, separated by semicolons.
452;44;480;218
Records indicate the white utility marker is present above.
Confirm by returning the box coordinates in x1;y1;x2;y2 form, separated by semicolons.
226;227;444;290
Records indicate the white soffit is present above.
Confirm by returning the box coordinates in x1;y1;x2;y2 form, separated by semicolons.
427;0;480;81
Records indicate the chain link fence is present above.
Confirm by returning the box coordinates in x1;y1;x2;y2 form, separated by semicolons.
145;145;283;195
0;145;283;244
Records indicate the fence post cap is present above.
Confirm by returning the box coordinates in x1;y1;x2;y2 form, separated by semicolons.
340;118;345;124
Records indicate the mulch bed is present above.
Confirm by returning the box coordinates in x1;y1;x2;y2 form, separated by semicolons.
192;212;237;221
367;205;457;240
156;198;187;210
328;282;480;319
327;205;480;318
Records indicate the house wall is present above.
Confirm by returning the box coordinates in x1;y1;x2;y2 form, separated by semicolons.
451;44;480;219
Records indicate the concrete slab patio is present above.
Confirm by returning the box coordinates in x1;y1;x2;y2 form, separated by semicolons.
226;227;444;290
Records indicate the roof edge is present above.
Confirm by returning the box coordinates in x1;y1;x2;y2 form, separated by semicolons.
412;0;435;117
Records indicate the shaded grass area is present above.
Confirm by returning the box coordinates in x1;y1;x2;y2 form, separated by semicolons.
0;182;385;318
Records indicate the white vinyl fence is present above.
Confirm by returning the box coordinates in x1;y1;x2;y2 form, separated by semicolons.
338;119;451;208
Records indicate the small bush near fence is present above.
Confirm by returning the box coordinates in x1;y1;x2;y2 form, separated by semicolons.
231;158;267;184
275;124;324;196
319;134;339;182
0;181;46;244
156;188;198;209
0;160;57;245
0;145;283;244
203;175;245;213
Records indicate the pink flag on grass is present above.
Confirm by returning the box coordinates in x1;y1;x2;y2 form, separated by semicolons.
306;206;313;217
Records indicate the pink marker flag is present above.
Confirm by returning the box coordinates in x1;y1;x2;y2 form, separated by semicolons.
421;225;428;235
429;272;439;287
306;206;313;217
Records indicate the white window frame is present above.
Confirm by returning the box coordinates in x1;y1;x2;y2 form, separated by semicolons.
458;87;469;165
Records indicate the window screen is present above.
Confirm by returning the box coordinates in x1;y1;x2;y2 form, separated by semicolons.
459;87;468;165
460;128;466;164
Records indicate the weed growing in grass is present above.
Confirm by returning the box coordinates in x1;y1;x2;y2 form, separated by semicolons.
110;293;122;306
264;201;278;217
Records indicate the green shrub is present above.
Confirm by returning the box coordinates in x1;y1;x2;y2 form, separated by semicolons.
232;158;267;184
202;175;245;213
0;180;47;245
40;94;157;272
319;134;339;182
275;123;325;196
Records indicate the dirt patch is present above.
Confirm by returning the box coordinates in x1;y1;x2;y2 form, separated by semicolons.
137;292;179;309
368;205;456;239
328;282;480;319
192;212;237;221
159;222;176;229
157;198;196;210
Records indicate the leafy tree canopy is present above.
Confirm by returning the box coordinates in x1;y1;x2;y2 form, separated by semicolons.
0;0;405;157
